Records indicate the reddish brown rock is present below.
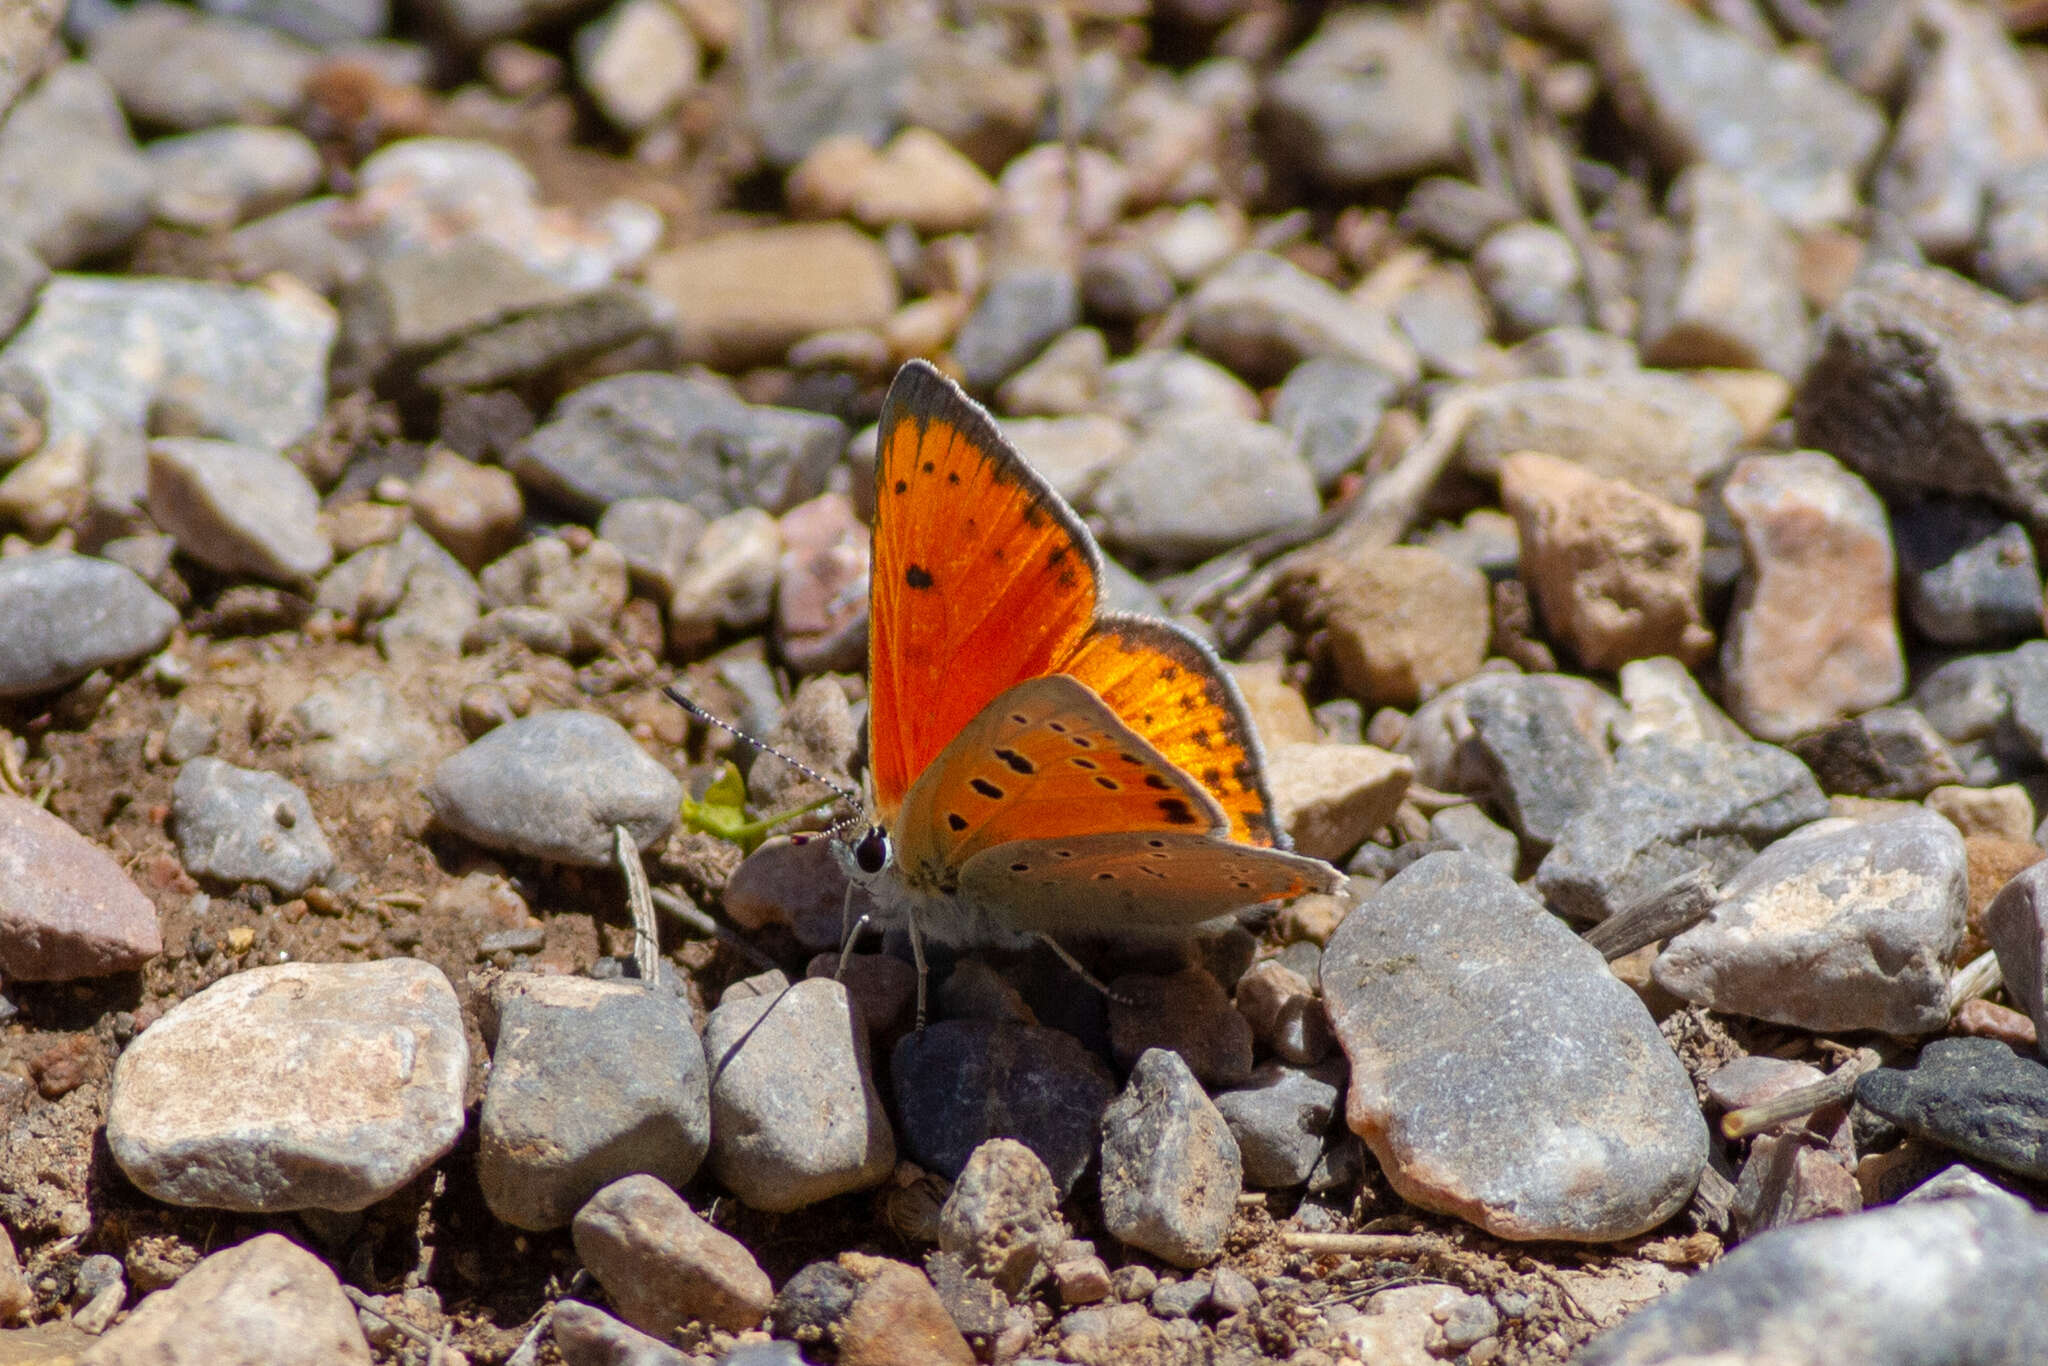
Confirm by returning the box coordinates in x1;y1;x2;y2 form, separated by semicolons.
835;1253;977;1366
0;794;162;981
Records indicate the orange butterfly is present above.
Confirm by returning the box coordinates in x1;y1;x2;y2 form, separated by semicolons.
841;360;1341;982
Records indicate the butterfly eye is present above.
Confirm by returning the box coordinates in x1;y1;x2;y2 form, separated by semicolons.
854;826;891;875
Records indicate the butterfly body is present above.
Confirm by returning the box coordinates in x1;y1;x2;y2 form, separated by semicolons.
846;361;1342;956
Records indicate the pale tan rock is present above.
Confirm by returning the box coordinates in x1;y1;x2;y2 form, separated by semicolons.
1265;742;1415;863
1500;450;1714;672
647;223;899;369
78;1234;370;1366
1927;783;2035;843
1230;659;1321;748
408;446;522;571
1315;545;1490;708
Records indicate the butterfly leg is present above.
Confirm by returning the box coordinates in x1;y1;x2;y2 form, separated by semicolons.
1035;933;1135;1008
906;906;931;1031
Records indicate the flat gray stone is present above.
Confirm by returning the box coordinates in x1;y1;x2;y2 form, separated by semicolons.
1323;852;1708;1241
1186;251;1418;386
548;1300;693;1366
76;1234;370;1366
0;274;336;453
705;978;895;1212
1213;1059;1343;1190
0;63;152;268
106;960;467;1212
1895;498;2044;647
512;370;845;519
428;710;681;868
148;437;332;583
171;758;335;896
0;551;176;698
1536;736;1829;923
1574;1198;2048;1365
1092;413;1319;566
1263;8;1464;190
1100;1049;1242;1269
87;4;316;131
1788;707;1964;799
479;974;711;1231
1595;0;1884;227
1457;672;1615;850
1271;356;1399;489
953;266;1079;391
144;124;323;233
1654;810;1966;1035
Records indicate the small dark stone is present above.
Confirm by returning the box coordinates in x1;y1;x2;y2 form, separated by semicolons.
1856;1037;2048;1183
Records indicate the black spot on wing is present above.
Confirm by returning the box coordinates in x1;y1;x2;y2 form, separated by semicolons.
970;778;1004;799
947;813;968;831
1142;774;1170;790
993;748;1035;774
1157;798;1200;826
905;564;934;590
1094;776;1119;790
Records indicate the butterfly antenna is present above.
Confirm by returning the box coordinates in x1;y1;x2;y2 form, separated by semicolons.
662;685;863;819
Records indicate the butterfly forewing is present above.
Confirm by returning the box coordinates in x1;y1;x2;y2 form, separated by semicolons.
891;675;1230;885
1061;614;1284;848
958;831;1344;937
869;363;1099;826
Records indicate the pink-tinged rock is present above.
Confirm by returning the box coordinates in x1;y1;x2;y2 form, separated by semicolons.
0;795;161;981
1718;451;1903;741
775;491;868;676
1499;451;1713;673
77;1233;370;1366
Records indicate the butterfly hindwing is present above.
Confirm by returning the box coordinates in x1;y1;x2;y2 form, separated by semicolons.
1061;614;1284;848
869;362;1099;825
891;675;1230;887
958;831;1345;937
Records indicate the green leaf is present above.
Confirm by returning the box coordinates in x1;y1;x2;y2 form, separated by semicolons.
679;761;839;855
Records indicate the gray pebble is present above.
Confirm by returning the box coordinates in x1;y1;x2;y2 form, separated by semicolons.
1186;251;1417;386
1472;222;1585;339
1536;735;1829;923
705;978;895;1212
427;710;681;868
1654;810;1965;1035
1097;348;1259;428
415;283;676;392
0;551;176;698
148;437;333;583
478;974;710;1231
1092;413;1319;567
936;1138;1068;1297
1323;852;1708;1241
1986;859;2048;1051
144;124;323;233
75;1233;371;1365
225;198;370;298
1271;356;1399;489
954;266;1080;391
0;63;151;268
1234;958;1333;1065
1797;262;2048;528
1213;1059;1343;1190
106;960;467;1212
1787;707;1963;799
1427;802;1520;878
1100;1049;1242;1269
291;673;451;784
892;1018;1116;1195
1638;165;1809;378
1857;1038;2048;1182
1575;1198;2048;1365
1894;498;2043;647
595;496;706;602
1980;157;2048;302
1149;1277;1210;1319
512;370;844;519
549;1300;691;1366
1595;0;1883;227
0;274;335;453
171;757;335;896
1263;9;1463;189
1398;176;1523;255
200;0;389;45
1457;371;1743;507
571;1174;772;1336
1107;967;1253;1089
87;5;316;131
1080;244;1175;323
1458;672;1615;850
